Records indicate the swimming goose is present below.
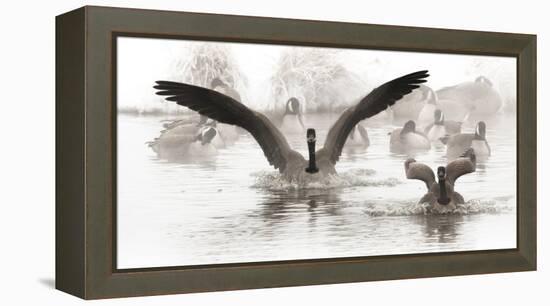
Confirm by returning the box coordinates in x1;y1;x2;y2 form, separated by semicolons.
155;116;228;150
210;78;242;143
200;119;228;148
280;97;306;133
160;118;204;136
149;115;207;152
161;114;208;130
436;76;502;121
149;78;242;156
211;77;241;101
390;84;432;125
154;70;429;184
148;125;219;161
389;120;431;154
345;123;370;148
416;86;438;125
440;121;491;159
423;109;462;142
405;148;476;212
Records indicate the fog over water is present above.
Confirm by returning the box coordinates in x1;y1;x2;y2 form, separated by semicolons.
117;37;516;113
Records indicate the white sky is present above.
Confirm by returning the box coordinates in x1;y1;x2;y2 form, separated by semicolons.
117;36;516;111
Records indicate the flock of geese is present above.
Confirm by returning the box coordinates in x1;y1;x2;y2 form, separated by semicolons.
149;70;502;212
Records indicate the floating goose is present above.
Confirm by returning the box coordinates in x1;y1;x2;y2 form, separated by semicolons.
280;97;306;134
210;77;242;143
416;86;438;125
405;148;476;212
211;77;241;101
148;125;218;161
160;119;203;137
389;120;431;154
436;76;502;121
161;114;207;130
435;98;472;122
154;70;429;184
151;115;207;148
201;119;228;148
390;84;433;125
423;109;462;142
149;78;243;157
440;121;491;159
345;123;370;148
154;115;228;151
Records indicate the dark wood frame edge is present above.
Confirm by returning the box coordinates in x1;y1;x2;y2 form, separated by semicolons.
55;6;537;300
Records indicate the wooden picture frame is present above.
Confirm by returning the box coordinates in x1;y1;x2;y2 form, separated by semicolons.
56;5;537;299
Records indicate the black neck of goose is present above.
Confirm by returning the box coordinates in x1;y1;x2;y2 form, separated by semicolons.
474;122;486;140
305;128;319;174
437;167;450;205
427;90;436;105
285;100;291;115
474;130;485;140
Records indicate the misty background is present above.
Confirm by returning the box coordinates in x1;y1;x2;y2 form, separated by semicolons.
117;37;516;115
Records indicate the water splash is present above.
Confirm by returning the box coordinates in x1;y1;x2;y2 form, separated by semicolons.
250;169;399;191
364;198;516;217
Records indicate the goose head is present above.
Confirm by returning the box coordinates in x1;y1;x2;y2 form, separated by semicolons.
474;121;487;140
434;109;444;125
204;118;217;127
475;76;493;87
305;128;319;174
198;114;208;126
210;77;225;90
402;120;416;134
436;166;451;205
461;148;477;163
199;126;217;145
426;87;437;105
286;97;301;115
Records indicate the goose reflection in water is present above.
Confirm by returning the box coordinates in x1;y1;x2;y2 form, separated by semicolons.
411;214;464;244
257;188;344;222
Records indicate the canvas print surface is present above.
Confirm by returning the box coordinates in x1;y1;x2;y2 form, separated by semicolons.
116;37;517;269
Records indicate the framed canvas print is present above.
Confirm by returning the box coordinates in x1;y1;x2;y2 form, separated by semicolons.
56;6;537;299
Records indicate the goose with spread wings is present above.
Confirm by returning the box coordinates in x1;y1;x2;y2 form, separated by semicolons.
154;70;429;184
404;148;476;212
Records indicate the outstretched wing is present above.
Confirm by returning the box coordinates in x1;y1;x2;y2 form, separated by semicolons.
319;70;429;164
154;81;297;172
446;148;476;184
404;158;435;190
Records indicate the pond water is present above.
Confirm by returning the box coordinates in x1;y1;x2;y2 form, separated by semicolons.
117;113;516;269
